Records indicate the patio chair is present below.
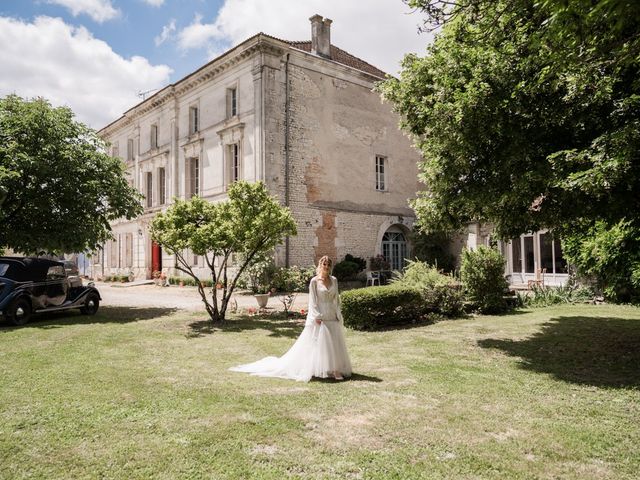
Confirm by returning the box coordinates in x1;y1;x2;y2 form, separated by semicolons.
366;270;381;286
527;268;546;289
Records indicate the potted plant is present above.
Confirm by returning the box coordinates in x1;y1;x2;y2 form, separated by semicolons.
253;285;270;308
246;257;274;308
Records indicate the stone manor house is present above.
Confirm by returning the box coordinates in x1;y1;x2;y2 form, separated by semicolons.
95;15;422;280
95;14;568;287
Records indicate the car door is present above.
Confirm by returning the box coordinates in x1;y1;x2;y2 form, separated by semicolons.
45;265;68;306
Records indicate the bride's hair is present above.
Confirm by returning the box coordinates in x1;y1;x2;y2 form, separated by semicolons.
316;255;333;276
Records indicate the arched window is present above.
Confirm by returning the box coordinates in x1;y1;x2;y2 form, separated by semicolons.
382;229;408;271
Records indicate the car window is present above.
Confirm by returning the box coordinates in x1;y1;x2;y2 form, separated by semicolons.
46;265;66;279
0;263;9;276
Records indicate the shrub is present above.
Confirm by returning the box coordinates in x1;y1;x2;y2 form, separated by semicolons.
333;260;361;281
344;254;366;271
390;260;464;318
341;285;425;330
270;265;315;292
421;283;465;317
369;254;391;271
390;259;452;289
460;246;509;314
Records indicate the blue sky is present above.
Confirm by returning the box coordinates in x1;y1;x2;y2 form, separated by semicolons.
0;1;432;128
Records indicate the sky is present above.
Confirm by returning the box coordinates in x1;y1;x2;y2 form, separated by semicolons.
0;0;433;129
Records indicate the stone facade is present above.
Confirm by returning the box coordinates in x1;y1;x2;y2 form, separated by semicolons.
95;16;421;280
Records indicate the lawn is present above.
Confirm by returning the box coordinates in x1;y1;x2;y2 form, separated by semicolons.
1;304;639;479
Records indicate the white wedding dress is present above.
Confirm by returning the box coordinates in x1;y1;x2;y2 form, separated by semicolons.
230;275;352;382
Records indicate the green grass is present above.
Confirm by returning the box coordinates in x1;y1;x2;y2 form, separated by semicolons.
1;304;639;479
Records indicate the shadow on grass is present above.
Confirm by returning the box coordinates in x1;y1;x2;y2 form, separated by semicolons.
0;305;178;330
313;373;383;383
478;315;640;388
188;314;304;339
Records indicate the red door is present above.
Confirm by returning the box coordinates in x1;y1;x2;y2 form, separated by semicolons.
152;242;162;273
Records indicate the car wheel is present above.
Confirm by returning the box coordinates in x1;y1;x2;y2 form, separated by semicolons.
8;298;32;326
80;293;100;315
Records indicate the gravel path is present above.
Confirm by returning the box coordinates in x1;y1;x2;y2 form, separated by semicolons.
94;281;309;313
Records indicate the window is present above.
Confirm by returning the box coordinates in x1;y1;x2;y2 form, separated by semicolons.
230;144;240;183
189;106;199;135
127;138;134;161
541;232;568;274
382;230;408;271
110;239;118;268
511;238;522;273
375;155;386;191
150;124;158;149
111;141;120;158
187;158;199;197
146;172;153;207
193;254;199;267
227;87;237;118
524;235;535;273
158;167;166;205
124;233;133;268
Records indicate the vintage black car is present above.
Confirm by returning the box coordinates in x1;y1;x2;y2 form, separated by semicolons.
0;257;101;326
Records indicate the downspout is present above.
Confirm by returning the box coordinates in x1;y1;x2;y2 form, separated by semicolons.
284;53;290;268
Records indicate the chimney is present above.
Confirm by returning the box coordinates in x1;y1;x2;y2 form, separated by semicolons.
309;14;332;59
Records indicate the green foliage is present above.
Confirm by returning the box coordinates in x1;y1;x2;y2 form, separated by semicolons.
0;95;143;254
380;0;640;298
409;229;455;272
390;259;452;289
344;254;366;271
270;265;315;293
519;284;595;308
243;256;274;294
150;181;297;322
333;260;361;281
341;285;425;330
391;259;464;317
460;246;509;313
561;220;640;302
421;283;465;318
369;255;390;271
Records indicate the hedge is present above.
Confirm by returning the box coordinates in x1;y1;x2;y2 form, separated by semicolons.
341;285;425;330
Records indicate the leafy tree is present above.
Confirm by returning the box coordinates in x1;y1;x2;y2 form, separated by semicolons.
150;181;297;323
0;95;142;254
380;0;640;300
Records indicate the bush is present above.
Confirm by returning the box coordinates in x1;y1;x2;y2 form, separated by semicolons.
421;283;465;317
333;260;361;281
341;285;425;330
389;260;464;318
344;254;366;271
460;246;509;314
270;265;315;292
390;259;452;289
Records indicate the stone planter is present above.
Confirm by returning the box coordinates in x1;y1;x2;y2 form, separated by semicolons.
254;293;269;308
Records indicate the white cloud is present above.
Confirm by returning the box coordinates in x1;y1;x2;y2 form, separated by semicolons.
155;18;176;46
177;13;220;51
46;0;119;23
173;0;432;75
141;0;165;6
0;16;172;128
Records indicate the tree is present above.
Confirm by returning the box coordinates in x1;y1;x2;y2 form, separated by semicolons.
380;0;640;300
0;95;142;254
150;181;297;323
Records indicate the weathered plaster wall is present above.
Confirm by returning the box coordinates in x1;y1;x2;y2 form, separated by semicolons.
275;53;421;267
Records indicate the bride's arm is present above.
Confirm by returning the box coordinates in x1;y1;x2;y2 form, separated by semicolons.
334;276;344;323
306;277;323;325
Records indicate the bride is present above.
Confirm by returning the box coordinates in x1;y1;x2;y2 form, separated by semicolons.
230;255;352;382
